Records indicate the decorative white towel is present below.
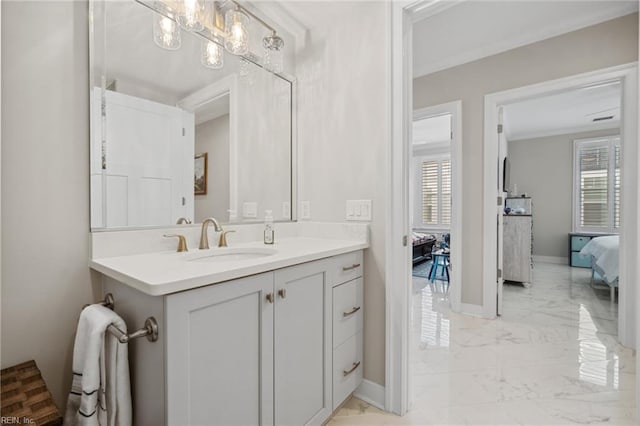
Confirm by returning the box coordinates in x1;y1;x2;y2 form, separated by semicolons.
64;304;132;426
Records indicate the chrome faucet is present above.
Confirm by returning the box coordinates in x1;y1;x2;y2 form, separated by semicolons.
176;217;192;225
199;217;223;250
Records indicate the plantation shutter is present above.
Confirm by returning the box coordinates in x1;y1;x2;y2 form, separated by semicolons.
579;143;609;229
441;159;451;225
421;161;439;225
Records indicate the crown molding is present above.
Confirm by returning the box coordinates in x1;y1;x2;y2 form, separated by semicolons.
414;4;639;78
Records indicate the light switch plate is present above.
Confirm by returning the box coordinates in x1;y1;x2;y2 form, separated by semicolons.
346;200;372;221
282;202;291;219
300;201;311;220
243;202;257;218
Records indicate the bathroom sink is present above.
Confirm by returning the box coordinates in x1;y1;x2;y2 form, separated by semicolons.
188;247;278;263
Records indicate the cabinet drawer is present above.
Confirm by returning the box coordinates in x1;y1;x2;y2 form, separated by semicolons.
332;331;363;410
571;236;592;251
571;252;592;268
331;251;363;287
333;278;363;349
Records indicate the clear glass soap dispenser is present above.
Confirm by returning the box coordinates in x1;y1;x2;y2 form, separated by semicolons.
264;210;274;245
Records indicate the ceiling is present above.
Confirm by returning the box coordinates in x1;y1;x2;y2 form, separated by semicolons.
503;82;621;141
413;1;639;78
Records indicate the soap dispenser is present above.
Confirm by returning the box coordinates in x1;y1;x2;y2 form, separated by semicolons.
264;210;274;245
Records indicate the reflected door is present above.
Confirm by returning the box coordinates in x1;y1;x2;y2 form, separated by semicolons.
92;88;194;228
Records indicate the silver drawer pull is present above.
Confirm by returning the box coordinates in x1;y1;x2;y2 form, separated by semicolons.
343;306;361;317
342;263;361;271
343;361;361;377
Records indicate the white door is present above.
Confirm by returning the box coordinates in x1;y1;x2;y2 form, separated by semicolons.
497;107;507;315
165;273;274;426
274;261;332;426
103;89;194;227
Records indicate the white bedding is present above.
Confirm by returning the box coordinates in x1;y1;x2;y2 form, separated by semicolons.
579;235;619;284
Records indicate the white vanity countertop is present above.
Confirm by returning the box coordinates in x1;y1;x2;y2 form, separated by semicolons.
90;237;368;296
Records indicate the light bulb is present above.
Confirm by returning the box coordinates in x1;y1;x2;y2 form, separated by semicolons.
201;40;224;69
153;14;181;50
177;0;204;31
224;8;249;55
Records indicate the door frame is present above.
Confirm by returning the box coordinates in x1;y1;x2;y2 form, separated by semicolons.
178;74;239;221
482;63;639;350
387;0;463;416
386;0;417;415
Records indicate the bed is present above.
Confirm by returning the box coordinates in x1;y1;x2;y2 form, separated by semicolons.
579;235;619;301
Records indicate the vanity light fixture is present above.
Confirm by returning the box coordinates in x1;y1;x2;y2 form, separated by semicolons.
177;0;205;31
224;6;249;55
201;39;224;69
142;0;285;72
262;31;284;73
153;14;181;50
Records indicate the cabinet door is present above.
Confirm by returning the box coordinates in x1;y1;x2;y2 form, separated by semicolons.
166;273;274;426
274;261;332;426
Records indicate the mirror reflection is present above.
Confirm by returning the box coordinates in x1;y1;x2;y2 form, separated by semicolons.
90;0;294;230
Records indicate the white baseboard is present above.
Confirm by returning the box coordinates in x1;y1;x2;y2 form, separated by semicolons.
533;255;568;265
460;303;484;317
354;379;385;411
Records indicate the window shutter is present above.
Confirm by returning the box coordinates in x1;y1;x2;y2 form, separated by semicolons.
441;159;451;225
421;161;438;225
579;144;609;229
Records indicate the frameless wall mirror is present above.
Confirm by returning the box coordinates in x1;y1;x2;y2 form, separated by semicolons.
90;0;295;231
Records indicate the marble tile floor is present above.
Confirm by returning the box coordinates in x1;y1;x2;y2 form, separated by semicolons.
328;262;636;425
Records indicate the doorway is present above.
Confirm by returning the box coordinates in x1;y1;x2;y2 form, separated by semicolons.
484;64;638;348
388;2;640;417
495;80;624;343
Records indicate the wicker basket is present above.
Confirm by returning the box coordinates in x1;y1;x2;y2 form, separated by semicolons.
1;360;62;426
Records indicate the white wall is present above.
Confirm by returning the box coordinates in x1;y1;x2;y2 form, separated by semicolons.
414;13;639;305
509;129;620;259
195;114;230;222
296;1;389;387
1;1;98;409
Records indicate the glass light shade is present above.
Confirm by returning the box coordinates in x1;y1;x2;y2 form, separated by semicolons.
177;0;205;31
201;40;224;69
224;8;249;55
153;15;181;50
263;33;284;73
239;58;250;77
263;46;283;73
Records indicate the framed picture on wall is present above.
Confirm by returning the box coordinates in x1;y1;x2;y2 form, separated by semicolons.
194;153;208;195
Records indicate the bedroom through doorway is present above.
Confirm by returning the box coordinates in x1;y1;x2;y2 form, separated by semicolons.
490;71;633;346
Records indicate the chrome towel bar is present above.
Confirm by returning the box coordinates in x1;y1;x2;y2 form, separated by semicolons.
85;293;159;344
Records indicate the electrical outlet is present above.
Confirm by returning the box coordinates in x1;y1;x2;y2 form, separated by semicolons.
301;201;311;220
282;202;291;219
242;202;257;218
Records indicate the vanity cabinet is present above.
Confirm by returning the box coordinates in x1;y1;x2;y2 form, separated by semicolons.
165;273;275;426
273;261;332;425
102;250;363;426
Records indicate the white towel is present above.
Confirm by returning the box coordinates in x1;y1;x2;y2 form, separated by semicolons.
64;304;132;426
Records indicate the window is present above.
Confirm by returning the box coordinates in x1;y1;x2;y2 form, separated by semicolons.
416;156;451;228
573;136;620;233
